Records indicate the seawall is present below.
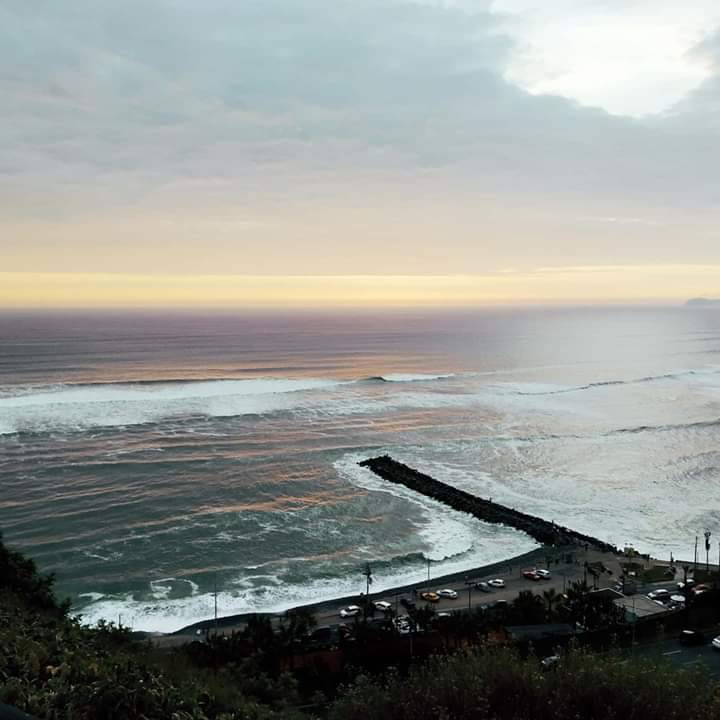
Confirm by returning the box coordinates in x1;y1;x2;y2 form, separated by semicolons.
359;455;617;553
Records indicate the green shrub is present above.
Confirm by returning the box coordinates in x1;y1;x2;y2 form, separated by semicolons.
329;646;720;720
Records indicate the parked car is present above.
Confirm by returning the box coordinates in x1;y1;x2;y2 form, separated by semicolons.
475;581;491;592
679;629;705;646
692;583;711;596
489;599;508;611
337;623;352;639
541;654;560;669
647;588;670;601
677;579;695;591
374;600;392;612
340;605;361;618
712;635;720;651
488;578;505;588
669;594;686;607
437;588;458;599
420;591;440;603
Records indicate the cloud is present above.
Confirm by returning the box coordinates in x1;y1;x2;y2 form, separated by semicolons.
492;0;720;117
1;0;720;282
663;29;720;129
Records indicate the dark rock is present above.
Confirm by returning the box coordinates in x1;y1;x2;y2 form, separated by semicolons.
359;455;617;553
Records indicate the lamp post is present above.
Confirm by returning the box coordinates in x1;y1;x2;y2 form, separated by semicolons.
214;573;218;639
705;531;712;573
363;563;373;597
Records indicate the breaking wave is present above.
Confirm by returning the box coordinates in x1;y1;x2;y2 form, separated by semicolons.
0;373;462;435
505;368;719;396
364;373;457;383
607;417;720;436
0;377;346;435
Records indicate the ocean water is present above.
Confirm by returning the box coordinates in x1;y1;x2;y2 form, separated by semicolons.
1;306;720;632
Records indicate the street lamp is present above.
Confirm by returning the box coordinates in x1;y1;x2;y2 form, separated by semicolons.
705;531;712;573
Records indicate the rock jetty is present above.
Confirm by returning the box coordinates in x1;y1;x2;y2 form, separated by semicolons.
359;455;617;553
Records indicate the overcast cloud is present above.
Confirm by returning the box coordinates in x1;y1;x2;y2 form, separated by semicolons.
1;0;719;281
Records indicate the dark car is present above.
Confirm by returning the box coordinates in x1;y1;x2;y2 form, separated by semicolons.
401;597;417;611
680;629;705;646
488;599;508;611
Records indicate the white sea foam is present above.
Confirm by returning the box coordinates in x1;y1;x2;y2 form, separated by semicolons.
76;526;537;634
0;378;345;434
379;373;456;383
150;578;200;600
72;453;537;633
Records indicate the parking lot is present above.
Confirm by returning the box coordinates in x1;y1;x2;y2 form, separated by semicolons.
311;548;608;628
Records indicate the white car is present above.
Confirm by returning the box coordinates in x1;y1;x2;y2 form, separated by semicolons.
647;588;670;601
712;635;720;651
488;578;505;588
340;605;361;618
535;569;551;579
374;600;392;612
437;588;458;599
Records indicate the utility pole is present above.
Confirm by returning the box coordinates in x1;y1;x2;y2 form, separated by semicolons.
427;557;431;584
468;584;472;611
694;535;698;572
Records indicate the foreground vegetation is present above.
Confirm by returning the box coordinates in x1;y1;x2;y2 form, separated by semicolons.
0;533;304;719
331;647;720;720
3;533;720;719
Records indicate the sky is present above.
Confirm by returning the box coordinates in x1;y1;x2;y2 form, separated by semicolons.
2;0;719;308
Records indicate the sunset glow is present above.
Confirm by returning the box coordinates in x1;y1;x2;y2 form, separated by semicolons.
3;266;719;309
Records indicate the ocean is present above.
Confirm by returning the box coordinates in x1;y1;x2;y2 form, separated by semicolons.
1;306;719;632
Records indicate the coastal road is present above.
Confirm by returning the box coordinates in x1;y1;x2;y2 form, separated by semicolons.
159;546;627;646
291;547;615;629
633;630;720;678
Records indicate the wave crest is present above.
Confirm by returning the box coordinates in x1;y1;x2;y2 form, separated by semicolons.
506;368;718;397
364;373;456;383
0;377;344;435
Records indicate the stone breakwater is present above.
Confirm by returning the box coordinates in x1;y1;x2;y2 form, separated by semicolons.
359;455;618;553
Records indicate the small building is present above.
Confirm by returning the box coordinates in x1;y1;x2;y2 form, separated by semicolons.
612;594;671;621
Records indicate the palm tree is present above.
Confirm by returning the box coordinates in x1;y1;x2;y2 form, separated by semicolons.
542;587;559;620
512;590;544;624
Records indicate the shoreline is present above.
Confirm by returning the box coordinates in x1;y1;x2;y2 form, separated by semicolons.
171;544;554;636
167;455;616;638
